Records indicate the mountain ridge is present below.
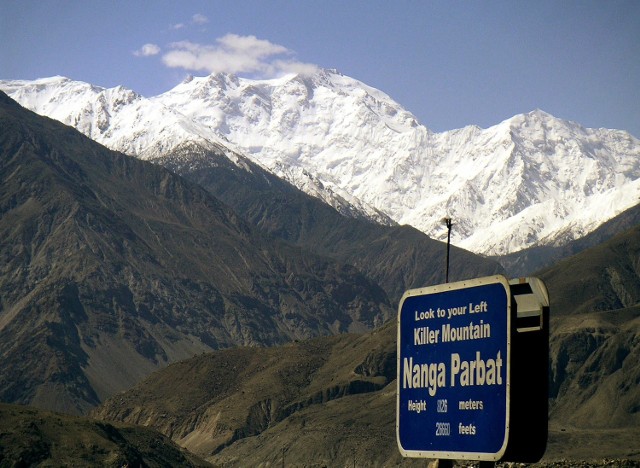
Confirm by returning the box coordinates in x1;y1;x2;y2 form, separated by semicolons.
3;70;639;258
0;402;212;467
153;71;640;255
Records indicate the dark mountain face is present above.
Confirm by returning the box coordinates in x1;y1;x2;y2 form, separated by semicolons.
92;223;640;465
158;145;505;304
0;403;212;467
93;308;640;466
91;323;401;465
537;223;640;433
0;92;393;414
548;307;640;429
540;224;640;317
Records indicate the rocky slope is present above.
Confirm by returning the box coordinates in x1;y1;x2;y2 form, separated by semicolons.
91;324;401;465
158;143;504;304
540;222;640;316
0;92;394;414
0;402;211;467
92;222;640;465
93;309;640;466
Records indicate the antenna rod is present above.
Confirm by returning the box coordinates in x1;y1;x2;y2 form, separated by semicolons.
444;217;452;283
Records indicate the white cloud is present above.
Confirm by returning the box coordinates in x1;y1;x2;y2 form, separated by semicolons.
169;13;207;31
272;59;320;76
161;34;318;77
133;43;161;57
218;34;288;56
192;13;209;25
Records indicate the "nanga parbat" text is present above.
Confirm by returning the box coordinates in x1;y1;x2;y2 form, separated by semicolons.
402;350;503;397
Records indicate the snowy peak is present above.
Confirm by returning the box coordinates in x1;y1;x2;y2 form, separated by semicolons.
157;68;424;140
450;111;640;254
0;76;108;126
0;73;392;225
0;76;235;160
2;71;640;256
155;68;430;207
426;111;640;254
503;108;640;194
1;76;142;146
149;68;431;223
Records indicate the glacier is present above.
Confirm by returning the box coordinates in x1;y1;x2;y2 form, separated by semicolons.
2;69;639;256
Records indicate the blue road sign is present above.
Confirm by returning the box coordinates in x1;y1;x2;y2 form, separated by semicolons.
396;275;511;461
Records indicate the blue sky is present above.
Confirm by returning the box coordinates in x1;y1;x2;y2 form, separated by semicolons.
2;1;639;136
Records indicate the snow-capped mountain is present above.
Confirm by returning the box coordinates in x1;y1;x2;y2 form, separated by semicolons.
3;70;640;256
0;76;240;158
0;76;390;224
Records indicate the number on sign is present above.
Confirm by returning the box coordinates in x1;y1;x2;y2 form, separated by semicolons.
435;422;450;436
437;399;448;413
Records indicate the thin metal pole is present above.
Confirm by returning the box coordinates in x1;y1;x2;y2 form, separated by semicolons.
444;217;452;283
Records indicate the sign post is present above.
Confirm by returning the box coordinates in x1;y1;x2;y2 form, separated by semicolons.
396;275;549;463
396;275;511;461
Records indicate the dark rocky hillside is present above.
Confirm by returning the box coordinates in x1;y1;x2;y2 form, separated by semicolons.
158;145;505;304
93;224;640;466
538;225;640;429
4;90;639;465
0;92;394;414
92;322;403;465
548;306;640;428
540;223;640;316
94;310;640;466
0;403;211;467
